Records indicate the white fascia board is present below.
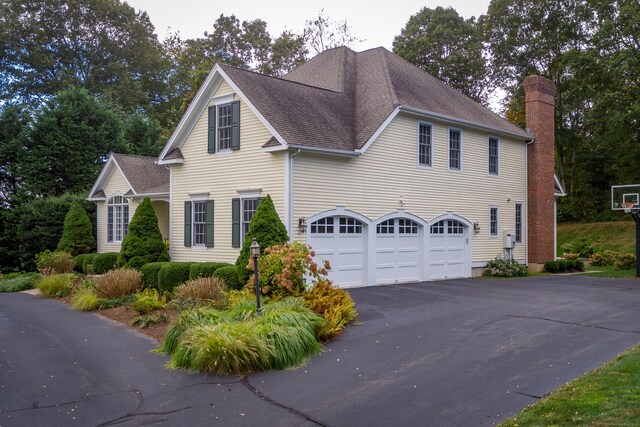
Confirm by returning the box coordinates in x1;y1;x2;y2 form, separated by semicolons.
111;157;136;196
399;106;532;142
86;197;106;202
157;158;185;165
356;107;401;154
262;145;289;153
87;155;115;199
287;145;360;157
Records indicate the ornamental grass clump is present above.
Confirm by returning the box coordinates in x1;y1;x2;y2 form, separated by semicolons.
36;273;76;297
93;268;142;299
71;288;99;311
304;280;358;340
175;277;227;305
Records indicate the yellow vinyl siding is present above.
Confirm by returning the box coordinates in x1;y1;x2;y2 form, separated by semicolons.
292;113;527;263
98;168;134;253
170;80;285;263
152;201;170;240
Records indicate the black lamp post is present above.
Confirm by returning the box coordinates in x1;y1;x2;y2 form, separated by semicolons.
250;238;261;314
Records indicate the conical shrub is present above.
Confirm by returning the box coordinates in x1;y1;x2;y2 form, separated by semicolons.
57;201;96;256
117;197;168;269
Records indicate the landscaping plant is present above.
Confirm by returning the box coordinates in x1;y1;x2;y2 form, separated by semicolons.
0;273;40;292
590;249;620;266
175;277;227;305
615;253;636;270
71;288;100;311
91;253;118;274
304;279;358;340
117;197;168;269
131;288;166;314
74;253;93;272
56;201;96;256
189;262;231;279
35;250;76;275
157;262;192;292
140;261;170;289
130;313;168;328
482;258;528;277
212;265;242;290
93;268;142;298
36;273;76;297
82;253;99;274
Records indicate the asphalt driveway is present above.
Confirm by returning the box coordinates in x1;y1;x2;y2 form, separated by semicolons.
2;275;640;426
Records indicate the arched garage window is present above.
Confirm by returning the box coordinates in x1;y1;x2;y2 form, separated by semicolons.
430;219;465;234
107;195;129;243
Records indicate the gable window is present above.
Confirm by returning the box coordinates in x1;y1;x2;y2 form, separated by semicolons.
515;203;523;243
449;129;461;170
184;199;214;247
107;195;129;243
490;207;498;236
207;101;240;153
488;137;499;175
418;123;432;167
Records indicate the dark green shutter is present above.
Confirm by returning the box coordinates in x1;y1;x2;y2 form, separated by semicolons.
232;198;240;248
230;101;240;151
207;106;216;153
184;201;192;247
205;200;214;247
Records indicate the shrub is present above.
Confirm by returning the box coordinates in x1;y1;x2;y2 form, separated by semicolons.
483;258;528;277
95;294;138;309
161;308;235;354
189;262;231;280
56;201;96;256
130;313;168;328
74;253;93;272
591;250;619;266
93;268;142;298
157;262;192;293
36;273;75;297
557;260;568;271
140;262;171;289
615;253;636;270
544;260;584;273
92;253;118;274
35;250;76;275
562;253;579;261
117;197;168;269
71;288;99;311
236;195;289;284
82;253;99;274
304;280;358;340
0;273;40;293
212;265;242;290
574;237;595;257
560;242;573;254
131;288;166;314
175;277;227;304
567;260;585;271
544;260;559;273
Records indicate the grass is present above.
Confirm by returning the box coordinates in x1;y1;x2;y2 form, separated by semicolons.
71;288;100;311
130;313;168;328
557;221;635;256
499;344;640;426
583;265;638;279
0;273;40;292
36;273;76;297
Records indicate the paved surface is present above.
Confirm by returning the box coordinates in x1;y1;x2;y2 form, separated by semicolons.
1;275;640;427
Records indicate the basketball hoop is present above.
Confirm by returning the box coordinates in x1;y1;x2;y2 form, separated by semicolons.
623;202;635;213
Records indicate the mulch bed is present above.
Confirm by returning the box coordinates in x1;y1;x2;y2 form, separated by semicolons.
97;305;179;342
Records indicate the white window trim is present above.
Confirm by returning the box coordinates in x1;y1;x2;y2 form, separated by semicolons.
514;202;524;244
237;189;262;243
189;194;210;249
417;121;433;169
216;102;233;153
488;136;500;177
489;206;499;237
448;127;463;172
106;193;129;244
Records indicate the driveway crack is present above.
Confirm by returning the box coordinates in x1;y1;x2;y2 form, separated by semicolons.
241;377;329;426
506;314;640;334
95;407;191;427
512;391;543;400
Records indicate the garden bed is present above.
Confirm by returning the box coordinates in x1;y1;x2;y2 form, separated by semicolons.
99;305;179;342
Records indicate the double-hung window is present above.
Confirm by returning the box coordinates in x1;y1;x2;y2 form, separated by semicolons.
107;195;129;243
488;137;499;175
515;203;523;243
192;201;207;246
449;129;461;170
217;104;232;150
231;196;263;248
418;123;432;167
207;100;240;153
242;198;259;241
184;199;214;247
490;207;498;236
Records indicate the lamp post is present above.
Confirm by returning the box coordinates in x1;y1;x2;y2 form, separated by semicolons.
250;238;261;314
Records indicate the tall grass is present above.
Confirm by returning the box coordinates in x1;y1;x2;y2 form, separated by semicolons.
36;274;76;297
71;288;99;311
93;268;142;298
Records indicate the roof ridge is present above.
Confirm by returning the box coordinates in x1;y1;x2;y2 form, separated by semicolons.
379;49;400;106
112;153;158;160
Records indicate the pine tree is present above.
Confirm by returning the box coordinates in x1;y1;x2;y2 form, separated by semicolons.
236;195;289;284
56;201;96;256
117;198;168;269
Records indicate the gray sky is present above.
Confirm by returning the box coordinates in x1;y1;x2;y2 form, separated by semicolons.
126;0;491;49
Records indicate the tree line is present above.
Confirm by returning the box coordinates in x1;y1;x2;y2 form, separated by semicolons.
1;0;638;271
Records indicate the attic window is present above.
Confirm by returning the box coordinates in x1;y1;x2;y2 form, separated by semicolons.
207;101;240;153
218;104;232;150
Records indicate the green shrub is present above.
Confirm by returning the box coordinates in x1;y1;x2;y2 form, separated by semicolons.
161;308;235;354
544;259;584;273
615;253;636;270
117;197;168;269
574;237;596;257
483;258;529;277
140;262;171;289
130;313;168;328
71;288;99;311
544;260;559;273
557;260;568;271
0;273;40;292
567;260;585;271
36;273;75;297
35;250;76;275
131;288;166;314
74;253;93;272
93;268;142;298
304;280;358;340
92;253;118;274
157;262;192;293
212;265;242;290
96;294;138;309
56;201;96;256
236;195;289;284
590;250;619;266
82;253;99;274
189;262;231;279
560;242;574;254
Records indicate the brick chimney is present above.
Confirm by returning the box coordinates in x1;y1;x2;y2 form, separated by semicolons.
525;75;556;269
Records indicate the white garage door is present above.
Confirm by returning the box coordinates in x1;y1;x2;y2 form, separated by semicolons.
308;216;365;287
375;218;421;284
428;219;469;280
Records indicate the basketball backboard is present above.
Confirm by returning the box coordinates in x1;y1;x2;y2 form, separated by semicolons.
611;184;640;211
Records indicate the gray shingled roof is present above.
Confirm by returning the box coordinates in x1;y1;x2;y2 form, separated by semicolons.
221;46;529;153
112;154;169;194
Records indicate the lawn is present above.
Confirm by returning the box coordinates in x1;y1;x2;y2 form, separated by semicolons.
584;265;638;279
557;221;635;256
499;344;640;426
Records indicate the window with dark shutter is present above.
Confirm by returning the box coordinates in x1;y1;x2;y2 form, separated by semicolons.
230;100;240;151
207;106;216;153
184;201;192;247
232;198;240;248
205;200;214;247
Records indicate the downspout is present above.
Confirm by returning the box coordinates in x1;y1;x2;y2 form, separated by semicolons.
525;138;535;267
288;149;301;241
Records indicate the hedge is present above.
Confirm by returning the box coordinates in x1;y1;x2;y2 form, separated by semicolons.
140;262;171;289
213;265;242;290
189;262;232;280
82;253;99;274
157;262;193;293
74;253;93;273
544;259;584;273
92;253;118;274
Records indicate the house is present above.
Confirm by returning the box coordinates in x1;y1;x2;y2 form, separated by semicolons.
88;46;560;287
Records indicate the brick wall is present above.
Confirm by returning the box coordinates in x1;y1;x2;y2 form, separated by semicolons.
525;75;556;265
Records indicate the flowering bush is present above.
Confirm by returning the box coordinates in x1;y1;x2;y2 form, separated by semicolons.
247;242;330;297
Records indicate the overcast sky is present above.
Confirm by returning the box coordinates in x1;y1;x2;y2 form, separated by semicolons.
125;0;491;50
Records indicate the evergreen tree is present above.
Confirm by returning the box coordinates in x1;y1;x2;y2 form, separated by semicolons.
117;198;168;269
236;195;289;284
56;201;96;256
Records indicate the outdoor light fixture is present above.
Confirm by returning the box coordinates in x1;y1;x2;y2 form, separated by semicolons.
298;217;307;233
250;238;262;314
473;222;481;233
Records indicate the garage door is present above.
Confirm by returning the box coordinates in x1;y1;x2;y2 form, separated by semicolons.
428;219;469;280
308;216;365;287
375;218;421;284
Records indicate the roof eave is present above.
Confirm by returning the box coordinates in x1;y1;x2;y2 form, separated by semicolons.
287;144;360;157
157;158;185;165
